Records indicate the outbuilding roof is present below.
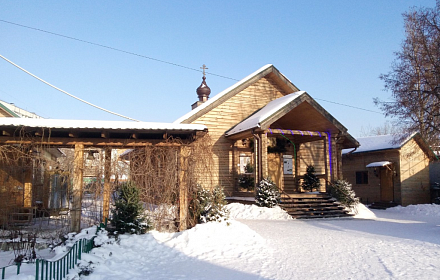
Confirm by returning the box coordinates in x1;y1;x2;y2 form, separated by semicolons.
342;133;437;161
342;134;402;155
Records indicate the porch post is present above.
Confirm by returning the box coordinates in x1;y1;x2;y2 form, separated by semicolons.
261;133;268;179
294;143;300;192
179;146;189;231
323;137;329;192
71;143;84;233
102;147;111;223
252;133;262;184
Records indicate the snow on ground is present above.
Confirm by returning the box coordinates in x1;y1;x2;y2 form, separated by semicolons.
2;203;440;279
225;203;293;220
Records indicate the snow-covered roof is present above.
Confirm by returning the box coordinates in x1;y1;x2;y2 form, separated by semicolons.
0;100;42;119
0;118;207;131
175;64;293;124
342;133;417;154
366;161;392;168
225;91;305;136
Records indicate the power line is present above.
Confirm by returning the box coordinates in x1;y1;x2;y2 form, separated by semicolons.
314;98;382;114
0;19;238;81
0;19;383;116
0;53;140;122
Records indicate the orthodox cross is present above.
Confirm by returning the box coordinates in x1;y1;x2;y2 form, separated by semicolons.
200;64;208;78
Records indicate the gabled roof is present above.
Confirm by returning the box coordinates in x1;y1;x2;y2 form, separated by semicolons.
174;64;300;124
225;91;305;136
224;90;359;148
0;100;42;118
0;102;19;117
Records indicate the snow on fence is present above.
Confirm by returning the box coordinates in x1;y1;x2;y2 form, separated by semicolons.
35;237;94;280
0;221;106;280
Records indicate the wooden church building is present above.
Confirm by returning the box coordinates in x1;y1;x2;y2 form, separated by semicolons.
175;64;359;194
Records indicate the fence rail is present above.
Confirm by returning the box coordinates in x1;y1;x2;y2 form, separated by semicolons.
1;263;21;280
35;237;94;280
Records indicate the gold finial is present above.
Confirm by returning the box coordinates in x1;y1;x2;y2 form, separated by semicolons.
200;64;208;78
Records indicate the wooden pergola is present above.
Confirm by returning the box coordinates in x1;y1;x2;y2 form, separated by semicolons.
0;118;206;232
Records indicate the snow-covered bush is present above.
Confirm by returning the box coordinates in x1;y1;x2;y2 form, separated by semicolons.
111;181;151;234
196;185;229;223
301;165;321;192
329;180;359;209
255;177;280;208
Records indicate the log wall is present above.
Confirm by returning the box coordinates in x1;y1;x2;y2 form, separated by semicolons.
188;77;286;193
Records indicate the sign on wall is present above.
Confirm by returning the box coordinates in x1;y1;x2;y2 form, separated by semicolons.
283;155;293;175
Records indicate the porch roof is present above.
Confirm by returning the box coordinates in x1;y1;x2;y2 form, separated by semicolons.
225;91;358;148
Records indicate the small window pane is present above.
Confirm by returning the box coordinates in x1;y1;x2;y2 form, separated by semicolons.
355;171;368;184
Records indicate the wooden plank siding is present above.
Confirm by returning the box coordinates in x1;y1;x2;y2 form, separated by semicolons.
187;77;287;193
399;138;430;205
296;140;327;192
342;150;401;204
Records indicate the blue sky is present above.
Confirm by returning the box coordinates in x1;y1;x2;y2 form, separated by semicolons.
0;1;435;137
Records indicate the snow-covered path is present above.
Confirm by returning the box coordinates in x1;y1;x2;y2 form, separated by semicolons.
242;216;440;279
80;205;440;280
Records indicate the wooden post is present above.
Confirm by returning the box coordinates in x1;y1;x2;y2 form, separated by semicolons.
102;147;111;223
179;146;189;231
253;134;261;184
323;137;329;192
23;167;32;207
71;144;84;233
294;143;300;192
261;133;268;179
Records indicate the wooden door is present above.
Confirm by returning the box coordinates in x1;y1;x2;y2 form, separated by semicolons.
380;167;394;202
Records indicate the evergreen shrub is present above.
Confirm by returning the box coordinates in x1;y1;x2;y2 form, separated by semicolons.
301;165;321;192
111;181;151;234
255;177;280;208
196;185;229;223
329;179;359;209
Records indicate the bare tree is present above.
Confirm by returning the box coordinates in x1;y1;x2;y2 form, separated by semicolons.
375;3;440;147
359;121;402;137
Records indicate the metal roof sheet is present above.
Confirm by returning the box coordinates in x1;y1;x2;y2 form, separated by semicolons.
0;118;207;131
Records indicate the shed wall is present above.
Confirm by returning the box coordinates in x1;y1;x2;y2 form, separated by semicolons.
399;138;430;205
342;150;401;204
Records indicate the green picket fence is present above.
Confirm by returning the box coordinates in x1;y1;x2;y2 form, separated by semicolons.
0;221;107;280
35;237;95;280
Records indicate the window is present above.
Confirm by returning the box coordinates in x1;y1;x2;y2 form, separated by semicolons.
239;155;251;174
356;171;368;184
